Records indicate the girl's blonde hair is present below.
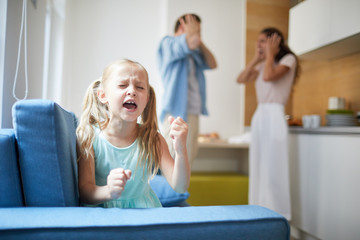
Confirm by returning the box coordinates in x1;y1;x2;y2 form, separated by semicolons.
76;59;161;180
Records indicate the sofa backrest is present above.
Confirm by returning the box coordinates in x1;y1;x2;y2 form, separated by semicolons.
12;99;79;206
0;129;24;207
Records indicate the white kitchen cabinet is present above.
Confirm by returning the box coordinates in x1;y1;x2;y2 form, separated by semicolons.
288;0;360;60
289;132;360;240
289;0;331;55
331;0;360;42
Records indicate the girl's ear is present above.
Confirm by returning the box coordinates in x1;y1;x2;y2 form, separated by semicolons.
97;88;108;104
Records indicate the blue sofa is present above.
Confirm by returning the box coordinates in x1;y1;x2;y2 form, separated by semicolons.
0;99;290;240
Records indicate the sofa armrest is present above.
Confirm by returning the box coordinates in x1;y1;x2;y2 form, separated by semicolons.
0;205;290;240
0;129;24;207
12;100;79;206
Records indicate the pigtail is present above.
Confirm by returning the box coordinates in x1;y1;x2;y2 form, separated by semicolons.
137;86;161;180
76;79;109;161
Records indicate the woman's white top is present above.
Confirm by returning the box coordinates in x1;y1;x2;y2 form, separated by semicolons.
255;53;296;105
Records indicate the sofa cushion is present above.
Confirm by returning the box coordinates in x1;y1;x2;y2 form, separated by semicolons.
0;129;24;207
0;205;290;240
12;99;79;206
150;175;189;207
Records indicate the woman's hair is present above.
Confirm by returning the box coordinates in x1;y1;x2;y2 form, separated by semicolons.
76;59;161;180
174;13;201;33
261;27;301;79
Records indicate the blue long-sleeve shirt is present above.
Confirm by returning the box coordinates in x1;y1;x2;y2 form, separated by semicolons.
157;34;210;122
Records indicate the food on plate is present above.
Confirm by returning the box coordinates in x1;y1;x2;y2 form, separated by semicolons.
198;132;220;142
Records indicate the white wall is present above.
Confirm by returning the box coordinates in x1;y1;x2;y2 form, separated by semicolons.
0;0;7;127
43;0;66;103
1;0;47;128
63;0;246;139
62;0;165;116
1;0;246;138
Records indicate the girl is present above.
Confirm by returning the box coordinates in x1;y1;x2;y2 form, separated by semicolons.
76;59;190;208
236;27;300;220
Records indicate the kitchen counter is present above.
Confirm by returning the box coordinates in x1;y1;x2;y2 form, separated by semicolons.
289;126;360;135
198;139;249;149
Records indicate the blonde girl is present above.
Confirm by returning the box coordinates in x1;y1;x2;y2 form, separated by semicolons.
76;59;190;208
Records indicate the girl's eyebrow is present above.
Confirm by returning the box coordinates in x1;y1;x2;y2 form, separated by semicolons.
134;78;146;84
117;76;130;82
116;77;145;85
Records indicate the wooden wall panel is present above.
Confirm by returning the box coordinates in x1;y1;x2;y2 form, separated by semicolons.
292;52;360;125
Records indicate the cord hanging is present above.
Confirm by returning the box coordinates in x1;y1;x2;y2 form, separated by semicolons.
13;0;29;101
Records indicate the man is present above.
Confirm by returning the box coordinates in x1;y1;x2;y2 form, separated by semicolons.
157;13;217;166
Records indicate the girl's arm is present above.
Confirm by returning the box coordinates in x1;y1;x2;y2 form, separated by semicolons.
159;117;191;193
78;148;109;204
78;147;131;205
262;33;290;81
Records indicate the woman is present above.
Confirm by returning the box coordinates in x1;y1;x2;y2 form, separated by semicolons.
237;27;300;220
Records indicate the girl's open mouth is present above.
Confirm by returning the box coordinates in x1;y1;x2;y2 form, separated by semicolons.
123;101;137;110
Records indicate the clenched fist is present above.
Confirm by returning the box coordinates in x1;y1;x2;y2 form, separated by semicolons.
107;168;132;200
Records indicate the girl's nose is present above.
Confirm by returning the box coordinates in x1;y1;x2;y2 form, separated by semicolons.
127;87;137;97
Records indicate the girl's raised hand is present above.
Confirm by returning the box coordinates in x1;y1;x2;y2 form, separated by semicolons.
107;168;132;200
168;116;188;154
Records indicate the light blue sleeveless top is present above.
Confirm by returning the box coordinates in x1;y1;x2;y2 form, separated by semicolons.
91;127;162;208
